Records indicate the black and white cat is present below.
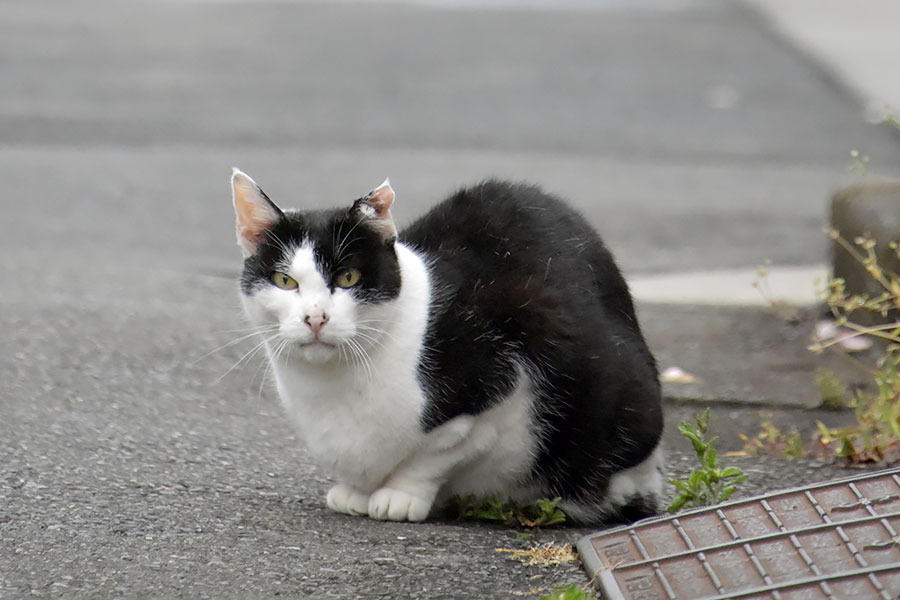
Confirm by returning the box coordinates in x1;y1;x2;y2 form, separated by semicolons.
231;170;664;524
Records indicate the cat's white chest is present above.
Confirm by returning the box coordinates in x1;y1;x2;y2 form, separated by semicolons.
274;364;425;490
266;242;433;490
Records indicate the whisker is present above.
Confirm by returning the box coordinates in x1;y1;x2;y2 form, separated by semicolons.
353;330;390;351
192;325;280;366
343;338;363;380
355;325;402;346
211;324;281;335
253;338;282;408
346;337;375;384
356;323;400;337
256;337;291;409
214;333;278;384
336;236;365;260
264;229;295;261
334;219;364;263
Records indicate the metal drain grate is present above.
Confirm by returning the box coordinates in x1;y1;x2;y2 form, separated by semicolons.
577;467;900;599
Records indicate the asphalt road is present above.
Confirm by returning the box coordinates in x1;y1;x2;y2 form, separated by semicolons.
3;1;900;598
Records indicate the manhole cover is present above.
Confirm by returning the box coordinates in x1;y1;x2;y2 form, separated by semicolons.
577;467;900;599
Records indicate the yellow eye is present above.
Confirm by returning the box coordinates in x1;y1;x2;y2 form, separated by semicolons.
271;271;298;290
334;268;361;289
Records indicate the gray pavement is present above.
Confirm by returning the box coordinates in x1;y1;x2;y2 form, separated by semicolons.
747;0;900;115
3;0;900;598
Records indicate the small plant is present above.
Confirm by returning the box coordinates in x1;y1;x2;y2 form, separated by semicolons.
849;149;871;173
539;583;595;600
529;498;567;527
450;495;567;527
810;232;900;464
668;408;747;512
886;111;900;133
744;117;900;465
453;494;514;523
815;367;848;409
739;414;806;460
817;229;900;329
815;348;900;463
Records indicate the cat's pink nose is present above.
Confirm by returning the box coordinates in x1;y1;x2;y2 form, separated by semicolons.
304;311;330;334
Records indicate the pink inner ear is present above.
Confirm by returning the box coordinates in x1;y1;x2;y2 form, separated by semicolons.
236;204;271;246
359;180;397;241
367;182;395;217
233;171;280;254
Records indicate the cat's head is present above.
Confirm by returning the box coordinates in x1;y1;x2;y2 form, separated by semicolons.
232;169;401;365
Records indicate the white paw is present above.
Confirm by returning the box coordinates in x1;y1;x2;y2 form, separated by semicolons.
326;484;370;516
368;487;432;522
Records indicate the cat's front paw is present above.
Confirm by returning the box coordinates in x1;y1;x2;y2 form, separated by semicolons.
326;484;370;517
368;487;432;522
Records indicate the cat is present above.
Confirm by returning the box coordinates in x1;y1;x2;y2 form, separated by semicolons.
231;169;664;524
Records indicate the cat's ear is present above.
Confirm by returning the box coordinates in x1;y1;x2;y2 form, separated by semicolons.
232;168;283;258
352;179;397;243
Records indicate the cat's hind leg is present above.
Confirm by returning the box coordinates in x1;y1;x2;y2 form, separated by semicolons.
326;483;370;517
559;444;665;524
368;415;498;522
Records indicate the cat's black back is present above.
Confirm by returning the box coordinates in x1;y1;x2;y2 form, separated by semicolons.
401;180;662;515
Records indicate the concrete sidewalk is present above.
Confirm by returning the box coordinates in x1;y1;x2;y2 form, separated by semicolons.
2;1;899;598
745;0;900;118
632;0;900;408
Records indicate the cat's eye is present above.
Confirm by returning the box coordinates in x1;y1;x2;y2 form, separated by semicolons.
334;268;362;289
271;271;299;290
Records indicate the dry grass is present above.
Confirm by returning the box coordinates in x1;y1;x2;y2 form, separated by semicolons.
495;542;578;567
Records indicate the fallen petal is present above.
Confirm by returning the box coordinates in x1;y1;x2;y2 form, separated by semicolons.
660;366;701;384
837;335;873;352
814;319;839;341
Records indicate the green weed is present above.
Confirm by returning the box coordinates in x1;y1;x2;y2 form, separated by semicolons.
669;408;747;512
450;495;567;527
849;149;871;173
539;583;595;600
811;233;900;464
815;367;848;409
739;414;806;460
816;348;900;463
887;112;900;131
742;117;900;464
